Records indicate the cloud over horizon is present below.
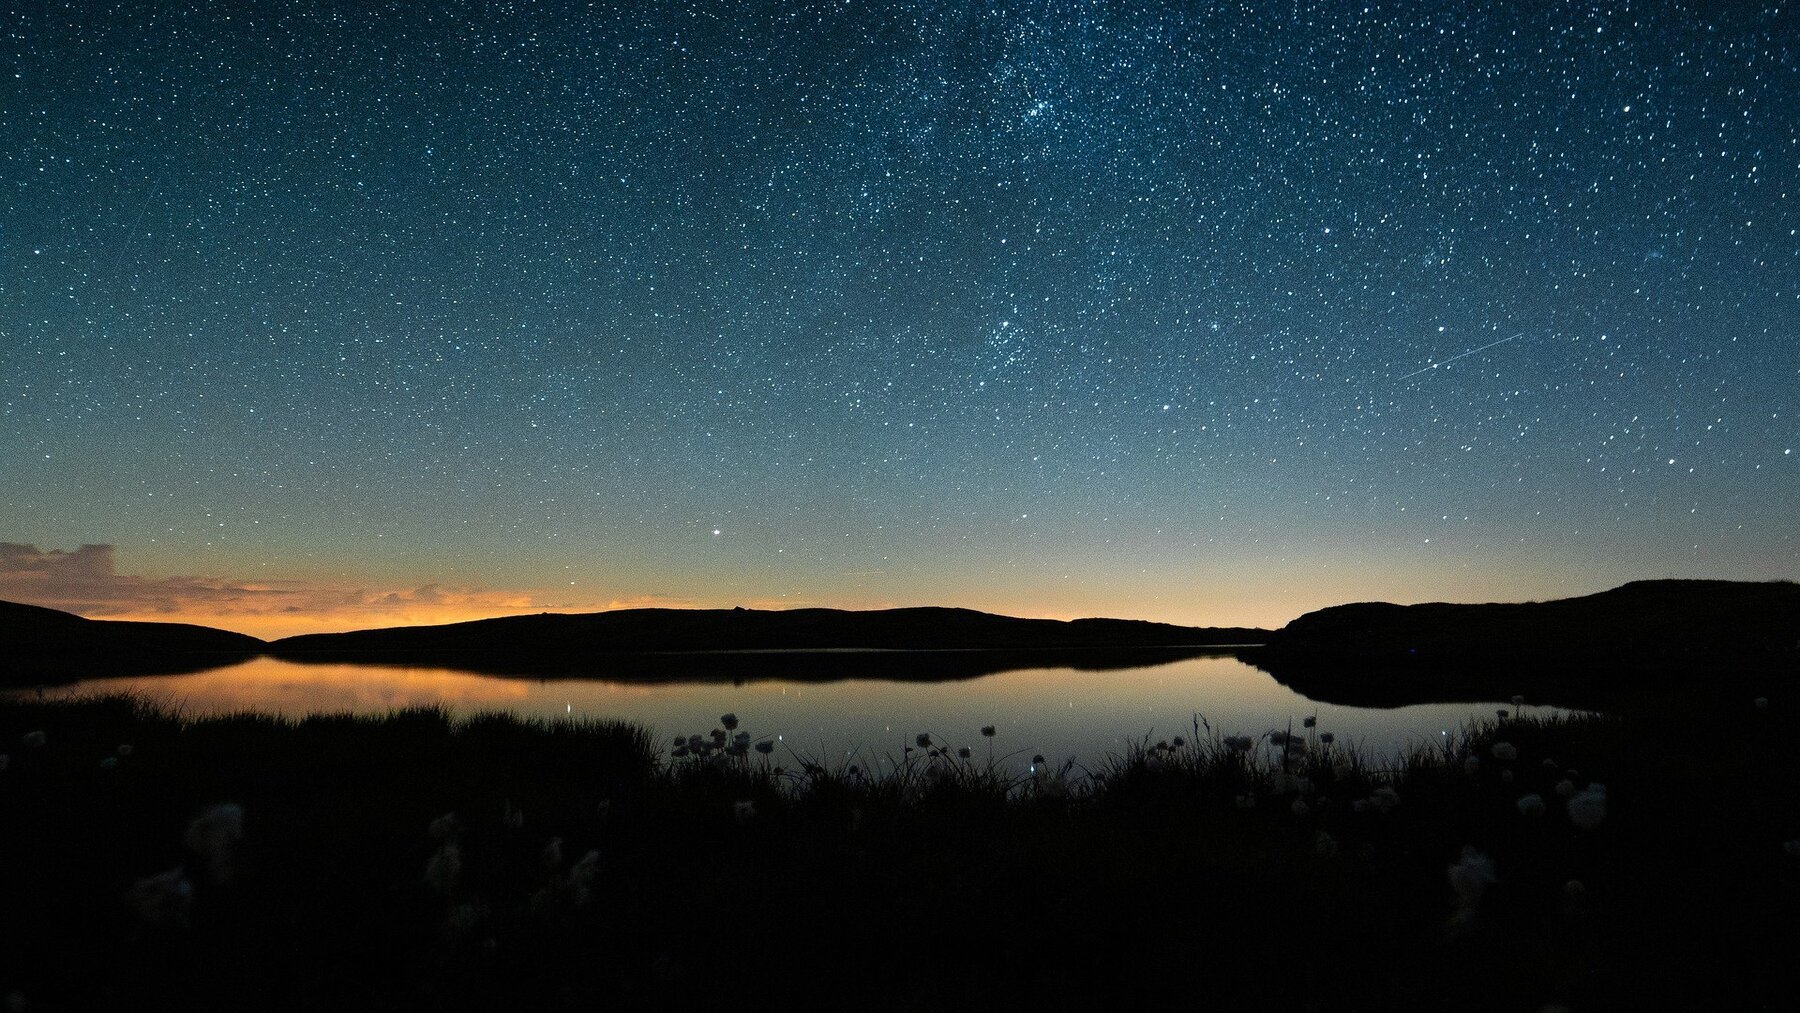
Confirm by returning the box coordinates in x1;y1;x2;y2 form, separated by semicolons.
0;542;563;635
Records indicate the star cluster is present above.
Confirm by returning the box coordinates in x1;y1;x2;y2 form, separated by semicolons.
3;2;1796;629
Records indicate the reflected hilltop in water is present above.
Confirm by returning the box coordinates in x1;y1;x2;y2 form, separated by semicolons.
30;651;1560;768
273;643;1243;684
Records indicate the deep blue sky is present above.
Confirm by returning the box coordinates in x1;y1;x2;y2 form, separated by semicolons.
3;1;1795;634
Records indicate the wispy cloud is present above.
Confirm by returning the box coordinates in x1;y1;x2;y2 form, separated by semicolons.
0;543;560;638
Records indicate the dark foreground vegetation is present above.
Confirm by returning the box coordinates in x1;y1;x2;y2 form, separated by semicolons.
2;692;1794;1011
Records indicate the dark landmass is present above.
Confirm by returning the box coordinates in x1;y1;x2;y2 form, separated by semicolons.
0;600;266;685
269;606;1266;675
1242;579;1799;709
2;599;1263;684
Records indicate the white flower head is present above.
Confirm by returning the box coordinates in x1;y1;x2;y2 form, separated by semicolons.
1290;798;1310;818
425;842;461;896
127;866;194;929
21;731;45;749
428;812;462;842
184;803;245;884
1567;787;1607;830
1515;793;1546;817
1490;741;1518;762
1370;786;1401;813
1554;779;1577;798
1447;846;1497;922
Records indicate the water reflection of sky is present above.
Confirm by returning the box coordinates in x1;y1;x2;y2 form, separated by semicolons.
38;654;1548;769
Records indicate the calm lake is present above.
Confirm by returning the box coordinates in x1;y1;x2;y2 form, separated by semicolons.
32;650;1546;769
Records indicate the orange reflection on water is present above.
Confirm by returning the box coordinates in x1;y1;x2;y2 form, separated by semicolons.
35;654;1539;767
52;659;534;717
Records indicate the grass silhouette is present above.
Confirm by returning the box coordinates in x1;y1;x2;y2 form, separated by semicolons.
0;690;1792;1010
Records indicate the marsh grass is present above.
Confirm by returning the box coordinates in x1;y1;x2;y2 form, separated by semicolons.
1;691;1792;1011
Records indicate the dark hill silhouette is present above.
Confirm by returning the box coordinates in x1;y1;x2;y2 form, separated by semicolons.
1;599;265;685
269;606;1265;678
1241;579;1799;709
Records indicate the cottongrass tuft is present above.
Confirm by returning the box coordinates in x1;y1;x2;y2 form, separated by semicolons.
1447;846;1497;924
568;850;602;908
99;756;118;770
1289;798;1310;818
957;747;972;759
425;842;461;897
915;733;932;748
1302;716;1317;728
1500;770;1515;783
1369;786;1401;813
1489;741;1518;762
1754;697;1769;709
1234;793;1256;809
754;740;774;754
1318;732;1334;745
1313;830;1339;858
428;813;462;843
1462;756;1480;776
1567;784;1607;830
0;754;9;773
720;713;739;731
1781;839;1800;858
127;867;195;929
21;730;45;749
1222;735;1254;753
980;725;996;737
116;743;133;757
184;803;244;884
1515;793;1546;817
1554;779;1577;798
1511;695;1526;707
733;800;757;825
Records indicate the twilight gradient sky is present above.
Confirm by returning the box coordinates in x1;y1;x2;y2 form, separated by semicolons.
3;2;1796;638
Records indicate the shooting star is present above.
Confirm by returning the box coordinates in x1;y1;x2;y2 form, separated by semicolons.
1396;332;1524;381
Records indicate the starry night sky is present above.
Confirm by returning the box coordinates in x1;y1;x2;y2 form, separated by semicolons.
3;1;1796;636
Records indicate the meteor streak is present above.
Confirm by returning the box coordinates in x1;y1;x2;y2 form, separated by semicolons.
1396;332;1523;381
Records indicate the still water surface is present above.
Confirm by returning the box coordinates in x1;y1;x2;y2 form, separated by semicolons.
38;652;1542;768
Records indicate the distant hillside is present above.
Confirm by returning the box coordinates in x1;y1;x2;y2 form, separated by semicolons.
271;606;1265;674
1241;579;1799;707
1;600;266;685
